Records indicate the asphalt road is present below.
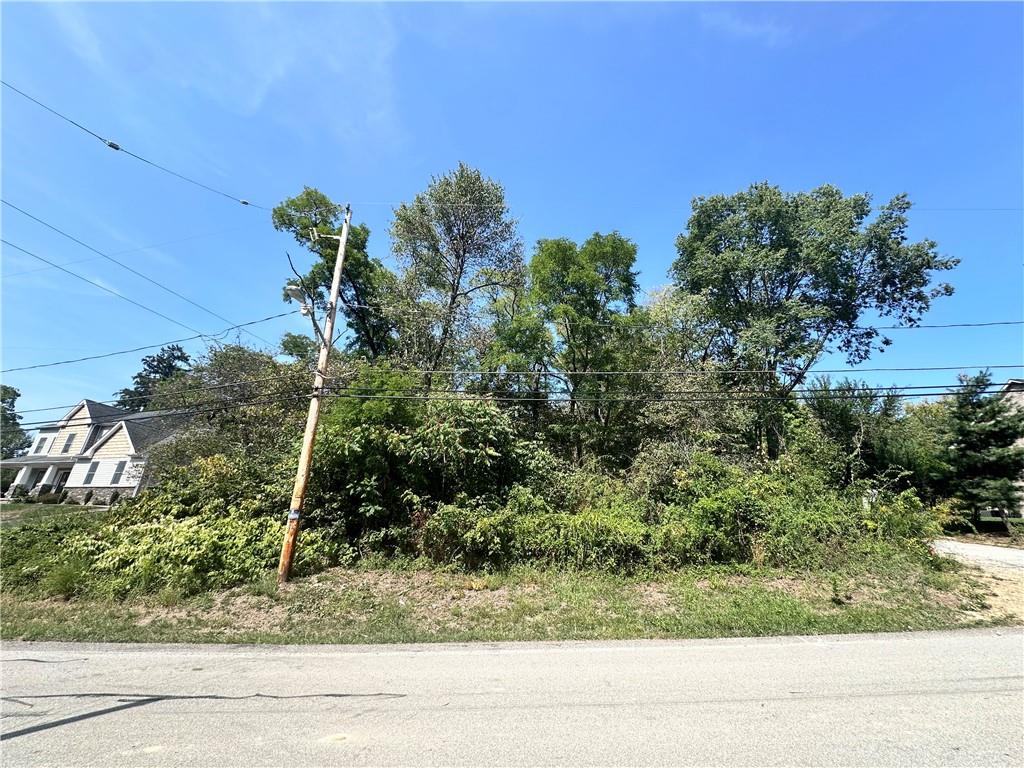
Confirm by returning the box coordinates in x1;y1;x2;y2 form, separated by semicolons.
2;628;1022;767
933;538;1024;570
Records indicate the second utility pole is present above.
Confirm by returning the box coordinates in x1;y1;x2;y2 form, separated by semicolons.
277;204;352;584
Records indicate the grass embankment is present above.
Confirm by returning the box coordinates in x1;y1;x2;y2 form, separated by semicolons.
0;503;104;528
2;555;1018;645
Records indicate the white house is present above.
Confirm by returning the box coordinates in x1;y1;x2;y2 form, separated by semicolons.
2;400;179;503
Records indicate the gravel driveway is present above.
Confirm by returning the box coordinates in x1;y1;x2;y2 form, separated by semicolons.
933;538;1024;570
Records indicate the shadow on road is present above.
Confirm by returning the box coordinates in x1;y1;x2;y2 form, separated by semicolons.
0;691;406;741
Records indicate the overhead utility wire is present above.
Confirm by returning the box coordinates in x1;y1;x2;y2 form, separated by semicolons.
14;379;1001;429
1;239;206;335
351;363;1024;377
0;310;298;373
14;378;979;418
14;392;315;430
333;297;1023;332
11;385;993;431
1;81;266;210
2;201;272;346
6;83;1016;219
4;224;248;277
16;372;311;414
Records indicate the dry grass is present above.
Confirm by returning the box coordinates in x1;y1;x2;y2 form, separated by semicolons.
2;557;1017;645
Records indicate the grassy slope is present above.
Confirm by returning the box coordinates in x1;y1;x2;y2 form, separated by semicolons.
1;557;1017;645
0;503;104;528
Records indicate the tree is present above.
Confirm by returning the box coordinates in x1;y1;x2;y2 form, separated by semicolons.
391;163;523;381
145;345;311;481
474;264;554;427
115;345;191;412
273;187;397;359
945;372;1024;516
875;399;953;504
529;232;648;461
279;332;319;365
1;385;31;459
672;182;957;454
802;376;901;485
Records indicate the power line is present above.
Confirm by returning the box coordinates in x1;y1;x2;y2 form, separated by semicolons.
17;371;310;414
12;373;1002;429
2;201;272;346
1;310;298;373
1;81;266;210
338;363;1024;377
4;224;248;278
316;388;986;407
14;391;314;430
10;384;987;431
12;378;969;417
1;239;206;335
330;295;1024;332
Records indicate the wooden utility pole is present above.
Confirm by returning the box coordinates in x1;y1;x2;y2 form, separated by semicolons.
277;205;352;584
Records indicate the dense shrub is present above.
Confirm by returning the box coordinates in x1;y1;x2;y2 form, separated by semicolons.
308;397;556;542
1;389;946;597
423;485;652;571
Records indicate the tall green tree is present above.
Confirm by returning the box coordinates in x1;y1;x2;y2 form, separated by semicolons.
672;182;957;454
875;399;953;504
474;265;554;425
1;385;31;459
391;163;523;380
945;372;1024;515
273;187;397;359
115;344;191;412
530;232;648;461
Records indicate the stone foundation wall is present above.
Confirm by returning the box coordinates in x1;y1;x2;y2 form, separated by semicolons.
64;486;135;505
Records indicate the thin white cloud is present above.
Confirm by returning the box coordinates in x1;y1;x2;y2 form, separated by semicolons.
45;3;107;72
43;3;405;155
699;8;792;48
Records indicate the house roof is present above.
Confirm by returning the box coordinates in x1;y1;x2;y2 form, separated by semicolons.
88;400;136;423
51;399;133;430
85;411;185;457
1003;379;1024;398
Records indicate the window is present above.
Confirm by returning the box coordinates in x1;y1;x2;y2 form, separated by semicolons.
32;437;47;454
110;461;127;485
61;434;76;454
83;462;99;485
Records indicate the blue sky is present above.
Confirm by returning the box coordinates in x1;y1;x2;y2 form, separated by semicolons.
2;2;1022;422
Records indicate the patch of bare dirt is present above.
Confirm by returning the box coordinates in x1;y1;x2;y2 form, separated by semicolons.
963;565;1024;623
633;583;673;612
286;569;540;631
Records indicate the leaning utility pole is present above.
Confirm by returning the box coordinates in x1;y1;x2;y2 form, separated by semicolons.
277;204;352;584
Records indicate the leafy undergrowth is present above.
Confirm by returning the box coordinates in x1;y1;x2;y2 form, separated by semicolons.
0;503;104;529
1;556;1016;645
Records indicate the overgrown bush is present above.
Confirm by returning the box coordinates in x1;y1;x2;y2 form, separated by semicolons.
1;386;946;597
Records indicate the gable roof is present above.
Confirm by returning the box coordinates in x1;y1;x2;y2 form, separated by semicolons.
87;400;134;422
55;399;133;429
85;411;184;457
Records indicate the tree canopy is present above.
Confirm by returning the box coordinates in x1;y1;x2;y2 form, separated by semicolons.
1;385;31;459
115;344;191;412
943;373;1024;514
